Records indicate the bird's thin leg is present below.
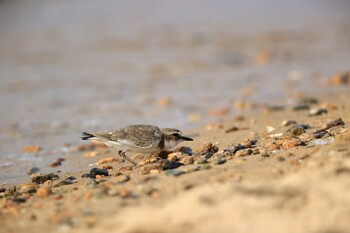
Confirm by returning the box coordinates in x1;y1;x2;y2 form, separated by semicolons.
118;150;138;166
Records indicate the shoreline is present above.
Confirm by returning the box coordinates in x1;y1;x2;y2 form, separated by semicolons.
1;91;350;233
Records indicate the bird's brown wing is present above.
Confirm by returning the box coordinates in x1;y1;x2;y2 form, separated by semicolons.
110;125;161;147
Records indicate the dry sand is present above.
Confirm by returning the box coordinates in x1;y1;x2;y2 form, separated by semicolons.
1;92;350;233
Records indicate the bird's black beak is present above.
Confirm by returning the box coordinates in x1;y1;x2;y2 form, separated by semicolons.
180;136;193;141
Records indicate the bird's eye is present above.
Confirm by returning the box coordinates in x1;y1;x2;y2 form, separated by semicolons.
173;132;180;137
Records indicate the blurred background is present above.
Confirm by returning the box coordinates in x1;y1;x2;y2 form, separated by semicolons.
0;0;349;183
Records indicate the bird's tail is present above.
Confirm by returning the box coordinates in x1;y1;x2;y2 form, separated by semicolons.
81;132;95;140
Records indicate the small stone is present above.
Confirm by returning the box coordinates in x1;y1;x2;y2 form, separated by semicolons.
329;71;350;86
255;50;270;65
12;197;27;203
293;104;310;111
50;159;63;167
323;118;345;129
278;138;302;149
139;163;163;175
281;120;297;127
36;185;52;197
194;157;208;164
83;151;98;157
240;139;253;148
22;145;41;153
167;152;181;161
213;157;227;165
234;100;252;110
156;97;171;107
27;167;40;175
225;126;239;133
115;174;130;183
183;165;201;173
208;108;230;116
298;133;315;142
283;124;307;136
162;160;182;170
89;168;108;178
312;130;329;138
19;183;38;194
175;146;193;155
308;108;327;116
179;156;194;165
200;142;219;159
260;150;270;157
205;123;223;130
264;142;280;151
54;179;75;187
97;157;117;165
165;169;186;177
31;173;59;184
100;165;113;170
234;149;253;157
81;174;90;178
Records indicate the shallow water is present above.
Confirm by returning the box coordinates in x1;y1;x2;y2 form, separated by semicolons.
0;0;350;184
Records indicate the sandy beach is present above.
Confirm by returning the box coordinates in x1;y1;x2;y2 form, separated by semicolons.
1;90;350;233
1;1;350;232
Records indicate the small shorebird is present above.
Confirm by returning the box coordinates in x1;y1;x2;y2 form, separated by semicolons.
81;124;193;165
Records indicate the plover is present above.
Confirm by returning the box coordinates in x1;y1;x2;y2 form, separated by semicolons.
81;124;193;165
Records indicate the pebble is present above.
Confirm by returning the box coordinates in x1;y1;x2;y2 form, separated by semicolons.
183;165;201;173
260;150;270;157
31;173;59;184
12;197;27;203
323;118;345;129
298;133;315;142
97;157;117;165
19;183;38;194
234;149;253;157
225;126;240;133
179;156;194;165
36;185;52;197
50;158;65;167
194;157;208;164
264;142;280;151
205;123;223;130
308;108;327;116
208;107;230;116
139;162;164;175
311;138;335;145
175;146;193;155
213;157;227;165
328;71;350;86
156;97;171;107
283;124;307;136
200;142;219;159
22;145;42;153
165;169;186;177
293;104;310;111
278;137;302;149
115;174;130;183
162;160;182;170
312;130;329;138
54;179;75;187
167;152;181;161
281;120;297;127
240;138;254;148
89;168;108;178
27;167;40;175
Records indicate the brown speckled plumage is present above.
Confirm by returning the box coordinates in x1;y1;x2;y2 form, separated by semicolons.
96;124;162;148
81;124;193;165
